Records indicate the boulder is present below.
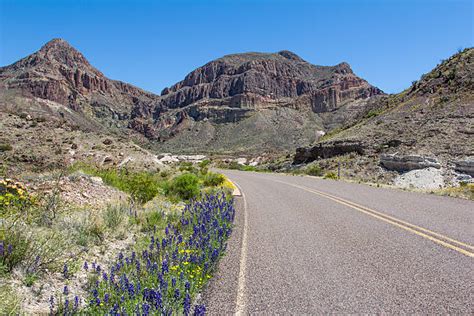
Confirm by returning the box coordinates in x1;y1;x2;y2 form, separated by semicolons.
453;159;474;176
380;154;440;172
294;141;364;164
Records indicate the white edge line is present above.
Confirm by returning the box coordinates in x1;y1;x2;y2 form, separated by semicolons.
233;180;248;315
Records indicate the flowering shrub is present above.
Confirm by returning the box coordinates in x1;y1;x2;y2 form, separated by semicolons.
0;178;34;211
56;192;235;315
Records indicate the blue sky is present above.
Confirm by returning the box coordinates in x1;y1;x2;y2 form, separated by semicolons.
0;0;472;94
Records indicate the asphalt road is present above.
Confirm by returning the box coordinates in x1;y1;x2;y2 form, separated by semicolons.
202;170;474;314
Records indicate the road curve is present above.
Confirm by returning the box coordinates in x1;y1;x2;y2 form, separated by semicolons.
202;170;474;314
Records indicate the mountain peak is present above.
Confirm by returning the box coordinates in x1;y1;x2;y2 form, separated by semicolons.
41;38;72;48
34;38;93;70
277;50;305;62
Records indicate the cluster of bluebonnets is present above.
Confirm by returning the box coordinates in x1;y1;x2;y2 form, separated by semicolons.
52;192;235;315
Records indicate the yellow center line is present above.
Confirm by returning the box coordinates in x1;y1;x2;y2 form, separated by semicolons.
272;179;474;258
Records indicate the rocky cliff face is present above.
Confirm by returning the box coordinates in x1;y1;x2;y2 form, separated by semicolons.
0;39;383;153
156;51;381;112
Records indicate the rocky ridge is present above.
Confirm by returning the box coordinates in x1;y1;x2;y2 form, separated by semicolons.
0;38;383;154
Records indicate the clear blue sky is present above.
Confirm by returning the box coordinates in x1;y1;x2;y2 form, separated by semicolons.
0;0;472;94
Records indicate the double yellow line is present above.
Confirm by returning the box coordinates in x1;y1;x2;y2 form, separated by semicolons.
275;180;474;258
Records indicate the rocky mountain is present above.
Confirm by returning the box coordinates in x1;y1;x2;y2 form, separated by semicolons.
1;39;383;155
131;50;383;152
0;38;159;131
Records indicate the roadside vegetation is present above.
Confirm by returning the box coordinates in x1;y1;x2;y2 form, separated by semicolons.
0;160;235;314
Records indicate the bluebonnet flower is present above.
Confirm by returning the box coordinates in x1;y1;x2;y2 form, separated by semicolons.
7;244;12;255
142;303;151;316
63;264;68;279
73;296;79;311
83;261;88;271
184;293;191;315
0;241;4;257
161;259;168;274
104;293;109;304
194;304;206;315
174;288;180;300
49;296;54;314
63;285;69;295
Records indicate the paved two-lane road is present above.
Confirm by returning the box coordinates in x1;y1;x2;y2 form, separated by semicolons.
203;170;474;314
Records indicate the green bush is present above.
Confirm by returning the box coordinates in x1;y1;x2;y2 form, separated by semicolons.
324;171;338;180
305;164;323;176
164;173;200;200
203;172;225;187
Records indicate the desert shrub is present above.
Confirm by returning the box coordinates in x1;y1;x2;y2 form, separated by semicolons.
0;232;30;273
0;143;12;152
203;172;225;187
0;179;35;213
141;210;166;232
227;161;241;170
179;162;197;174
99;170;161;203
198;159;211;174
70;214;105;247
70;164;162;204
0;225;70;275
305;164;323;176
164;173;200;200
365;109;382;119
240;165;258;172
324;171;338;180
160;170;170;178
103;204;127;230
23;272;39;287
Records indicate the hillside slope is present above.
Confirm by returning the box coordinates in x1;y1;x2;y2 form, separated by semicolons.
292;48;473;185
